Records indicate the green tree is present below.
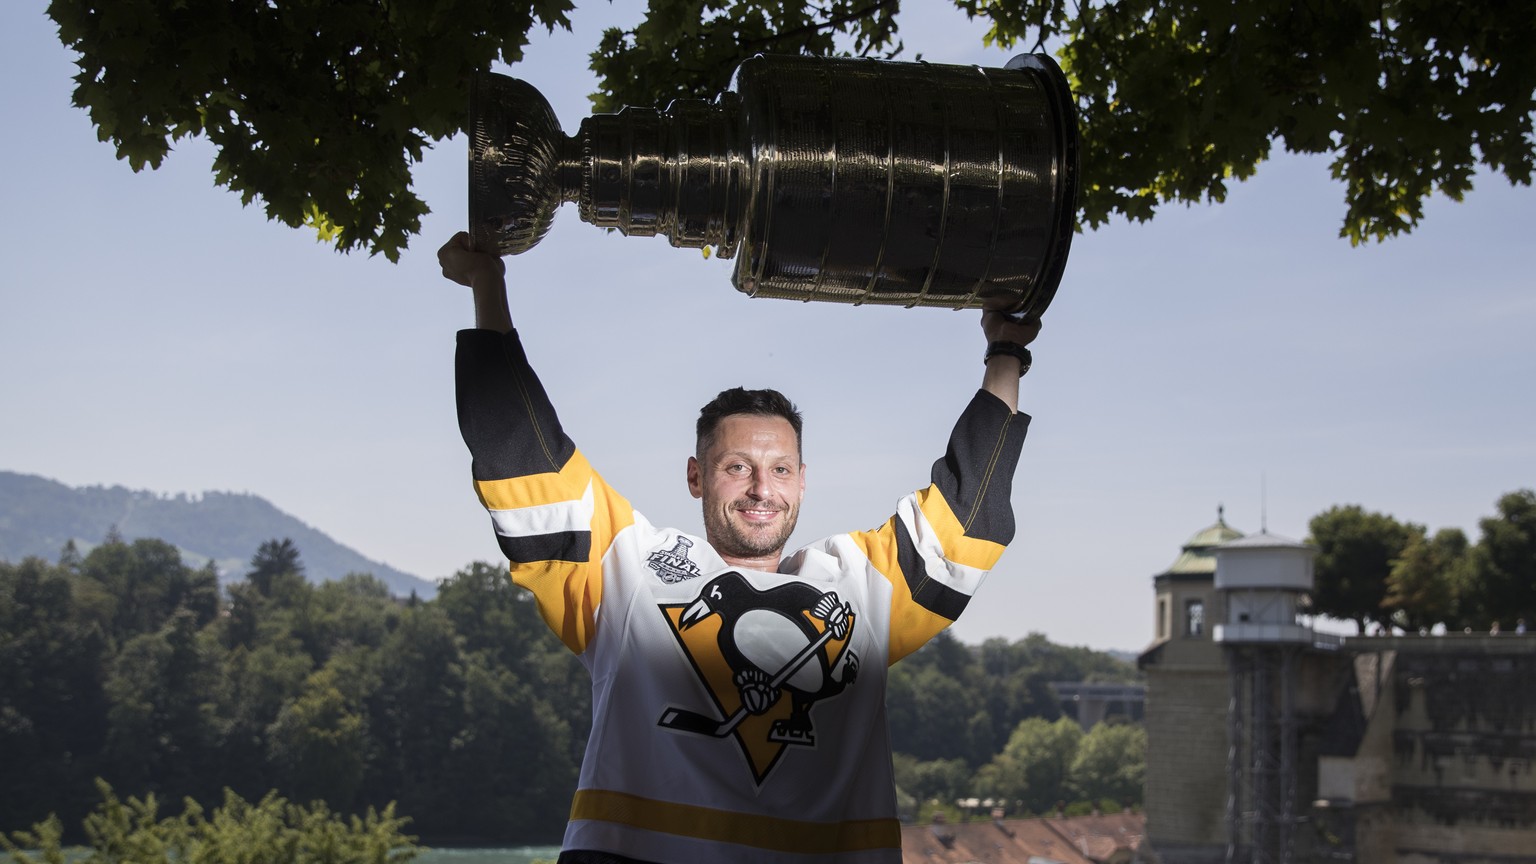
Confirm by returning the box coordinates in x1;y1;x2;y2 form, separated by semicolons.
361;604;467;833
80;537;220;644
985;0;1536;243
588;0;900;111
436;561;592;770
1067;721;1145;806
435;561;549;670
888;629;1138;766
288;573;399;665
1;779;418;864
247;539;306;599
973;716;1083;814
48;1;1534;259
103;609;227;801
1382;527;1468;631
217;637;315;799
0;557;110;828
441;652;578;841
267;664;369;809
887;632;986;763
46;0;575;261
891;753;971;806
58;539;83;572
1463;489;1536;630
1308;506;1422;633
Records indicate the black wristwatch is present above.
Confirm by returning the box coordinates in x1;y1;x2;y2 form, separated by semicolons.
984;341;1032;377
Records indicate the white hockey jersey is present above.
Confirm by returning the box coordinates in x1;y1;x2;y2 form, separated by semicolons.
456;329;1029;863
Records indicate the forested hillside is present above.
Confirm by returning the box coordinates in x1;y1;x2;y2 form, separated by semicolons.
0;471;434;597
1;536;1142;843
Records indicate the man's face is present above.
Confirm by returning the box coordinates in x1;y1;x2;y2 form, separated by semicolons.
687;413;805;565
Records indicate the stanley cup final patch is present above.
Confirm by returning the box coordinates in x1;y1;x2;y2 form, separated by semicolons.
647;535;703;583
656;572;861;785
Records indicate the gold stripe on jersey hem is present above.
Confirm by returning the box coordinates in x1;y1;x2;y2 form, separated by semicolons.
569;789;901;853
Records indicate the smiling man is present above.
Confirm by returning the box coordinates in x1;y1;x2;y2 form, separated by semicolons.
439;232;1040;864
689;390;807;571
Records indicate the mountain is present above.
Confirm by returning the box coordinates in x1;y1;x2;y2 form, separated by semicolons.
0;470;436;598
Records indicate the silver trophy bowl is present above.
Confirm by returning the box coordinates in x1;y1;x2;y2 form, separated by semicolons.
469;53;1078;316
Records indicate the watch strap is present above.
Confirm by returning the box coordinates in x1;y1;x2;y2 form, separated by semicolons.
984;341;1032;377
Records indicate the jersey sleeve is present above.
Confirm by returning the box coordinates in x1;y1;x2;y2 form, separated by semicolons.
455;328;635;654
847;389;1030;664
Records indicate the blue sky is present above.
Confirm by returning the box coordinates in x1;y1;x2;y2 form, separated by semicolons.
3;1;1532;653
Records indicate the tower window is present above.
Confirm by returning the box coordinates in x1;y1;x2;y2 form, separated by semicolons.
1186;599;1205;637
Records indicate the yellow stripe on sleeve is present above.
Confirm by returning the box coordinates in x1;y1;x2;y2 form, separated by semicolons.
914;485;1008;571
512;560;599;654
478;450;636;656
473;449;598;512
848;519;954;665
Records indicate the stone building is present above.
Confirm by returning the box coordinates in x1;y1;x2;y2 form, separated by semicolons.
1138;510;1246;863
1312;636;1536;863
1138;512;1536;864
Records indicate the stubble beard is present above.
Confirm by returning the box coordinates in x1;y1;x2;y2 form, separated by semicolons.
703;497;799;563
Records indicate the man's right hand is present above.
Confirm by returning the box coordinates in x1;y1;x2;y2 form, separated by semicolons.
439;232;513;332
438;231;506;290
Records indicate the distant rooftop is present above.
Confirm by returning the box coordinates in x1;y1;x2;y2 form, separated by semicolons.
901;810;1144;864
1218;530;1309;551
1158;505;1245;577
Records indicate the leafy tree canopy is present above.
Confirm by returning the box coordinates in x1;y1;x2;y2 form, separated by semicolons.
1308;504;1422;633
1067;721;1145;805
1383;527;1468;632
47;0;1535;259
0;779;418;864
47;0;576;261
1467;489;1536;627
973;716;1084;814
1309;489;1536;634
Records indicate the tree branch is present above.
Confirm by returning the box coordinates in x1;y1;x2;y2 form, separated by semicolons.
741;0;899;53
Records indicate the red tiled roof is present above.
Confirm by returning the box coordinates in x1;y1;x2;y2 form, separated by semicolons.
1045;811;1146;863
901;811;1144;864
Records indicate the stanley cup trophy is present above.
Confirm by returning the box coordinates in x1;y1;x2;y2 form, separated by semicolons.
468;53;1078;317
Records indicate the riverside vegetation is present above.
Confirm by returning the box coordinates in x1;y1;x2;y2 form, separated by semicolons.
1;534;1143;849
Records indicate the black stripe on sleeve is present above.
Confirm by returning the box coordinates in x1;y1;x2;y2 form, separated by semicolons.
894;516;970;621
496;529;593;565
929;390;1030;546
456;329;578;481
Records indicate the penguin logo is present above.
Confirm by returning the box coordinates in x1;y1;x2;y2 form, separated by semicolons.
647;535;702;583
657;571;860;784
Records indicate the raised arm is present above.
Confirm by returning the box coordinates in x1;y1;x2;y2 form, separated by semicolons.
442;232;631;654
979;310;1042;413
438;231;512;333
840;310;1040;664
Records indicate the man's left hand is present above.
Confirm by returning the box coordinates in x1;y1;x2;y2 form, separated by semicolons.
981;310;1042;347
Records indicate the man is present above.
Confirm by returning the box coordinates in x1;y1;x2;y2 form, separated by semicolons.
439;231;1040;863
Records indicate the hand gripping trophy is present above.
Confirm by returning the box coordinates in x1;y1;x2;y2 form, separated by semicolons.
466;52;1079;318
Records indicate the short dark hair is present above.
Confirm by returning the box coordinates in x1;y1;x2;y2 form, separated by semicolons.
696;388;803;458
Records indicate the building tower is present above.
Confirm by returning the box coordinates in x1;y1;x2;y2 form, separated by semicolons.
1139;508;1244;864
1212;530;1317;864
